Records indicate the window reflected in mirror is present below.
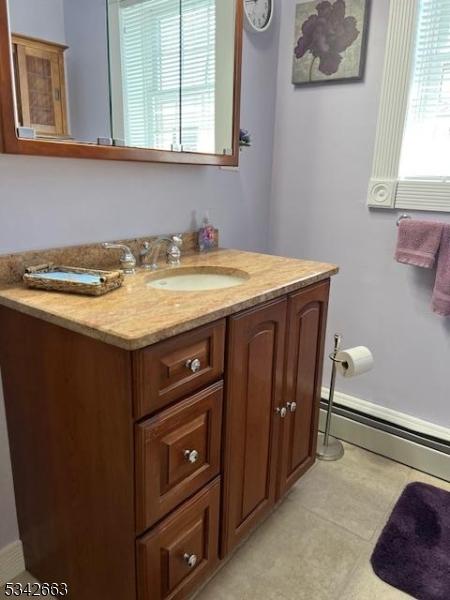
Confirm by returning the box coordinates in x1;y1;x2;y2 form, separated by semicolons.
8;0;237;156
107;0;235;154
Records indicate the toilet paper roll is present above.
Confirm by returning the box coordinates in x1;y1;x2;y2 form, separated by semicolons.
336;346;374;378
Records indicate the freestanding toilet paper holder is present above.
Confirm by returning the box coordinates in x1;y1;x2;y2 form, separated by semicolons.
317;333;347;461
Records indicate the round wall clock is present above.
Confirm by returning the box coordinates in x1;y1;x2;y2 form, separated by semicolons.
244;0;274;33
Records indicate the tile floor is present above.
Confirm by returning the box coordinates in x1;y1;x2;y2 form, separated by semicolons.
197;442;450;600
2;441;449;600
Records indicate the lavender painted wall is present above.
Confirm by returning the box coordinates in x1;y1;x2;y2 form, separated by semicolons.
0;20;280;552
8;0;66;43
270;0;450;428
62;0;111;142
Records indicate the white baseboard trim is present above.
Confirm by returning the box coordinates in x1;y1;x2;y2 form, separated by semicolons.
322;387;450;443
319;390;450;482
0;540;25;586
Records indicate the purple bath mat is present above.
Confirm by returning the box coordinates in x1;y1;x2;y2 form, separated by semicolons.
371;482;450;600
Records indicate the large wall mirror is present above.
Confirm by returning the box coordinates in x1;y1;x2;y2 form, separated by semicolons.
0;0;242;165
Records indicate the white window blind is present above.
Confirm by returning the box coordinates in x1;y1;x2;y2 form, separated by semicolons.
181;0;216;153
118;0;215;152
400;0;450;179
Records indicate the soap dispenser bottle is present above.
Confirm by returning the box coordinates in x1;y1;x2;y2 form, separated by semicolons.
198;210;216;252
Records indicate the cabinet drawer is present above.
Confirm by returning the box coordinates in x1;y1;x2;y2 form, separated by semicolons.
135;382;223;533
137;478;220;600
133;320;225;419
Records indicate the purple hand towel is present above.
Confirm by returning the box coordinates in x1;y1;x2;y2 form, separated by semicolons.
432;225;450;316
395;220;444;268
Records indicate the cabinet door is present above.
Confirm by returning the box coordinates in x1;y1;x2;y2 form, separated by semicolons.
277;280;330;498
222;298;286;555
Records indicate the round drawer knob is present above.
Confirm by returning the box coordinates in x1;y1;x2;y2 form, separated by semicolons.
276;406;287;418
183;553;198;568
185;358;201;373
184;449;199;464
287;401;297;413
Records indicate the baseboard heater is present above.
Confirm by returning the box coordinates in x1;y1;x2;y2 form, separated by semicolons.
320;398;450;456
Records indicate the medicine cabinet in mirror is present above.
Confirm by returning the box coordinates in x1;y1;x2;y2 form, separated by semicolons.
0;0;242;165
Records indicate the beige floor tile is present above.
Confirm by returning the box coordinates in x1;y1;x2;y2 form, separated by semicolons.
340;546;412;599
286;442;410;541
197;563;291;600
407;469;450;491
5;445;439;600
199;501;367;600
197;518;293;600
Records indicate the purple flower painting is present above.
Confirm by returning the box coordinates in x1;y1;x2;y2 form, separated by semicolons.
292;0;370;85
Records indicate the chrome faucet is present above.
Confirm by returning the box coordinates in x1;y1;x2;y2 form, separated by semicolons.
140;235;183;270
102;243;136;274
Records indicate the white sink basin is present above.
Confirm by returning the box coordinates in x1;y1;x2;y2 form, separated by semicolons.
147;266;249;292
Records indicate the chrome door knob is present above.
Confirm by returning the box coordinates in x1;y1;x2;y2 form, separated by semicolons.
185;358;201;373
287;402;297;413
184;449;199;464
183;553;198;568
276;406;287;418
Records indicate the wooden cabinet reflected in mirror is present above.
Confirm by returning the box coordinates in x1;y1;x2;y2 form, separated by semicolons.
0;0;242;165
12;34;69;139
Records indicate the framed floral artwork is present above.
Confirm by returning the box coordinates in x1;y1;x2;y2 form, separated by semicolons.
292;0;370;85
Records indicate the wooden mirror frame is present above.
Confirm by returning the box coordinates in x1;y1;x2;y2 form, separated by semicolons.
0;0;242;166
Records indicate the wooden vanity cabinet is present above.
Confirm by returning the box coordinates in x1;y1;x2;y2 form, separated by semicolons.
0;279;330;600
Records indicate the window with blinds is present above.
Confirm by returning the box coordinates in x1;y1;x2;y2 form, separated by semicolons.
399;0;450;179
118;0;216;152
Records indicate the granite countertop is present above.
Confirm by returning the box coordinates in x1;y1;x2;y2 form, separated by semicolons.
0;249;338;350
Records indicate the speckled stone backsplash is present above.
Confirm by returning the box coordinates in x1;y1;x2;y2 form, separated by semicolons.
0;230;218;286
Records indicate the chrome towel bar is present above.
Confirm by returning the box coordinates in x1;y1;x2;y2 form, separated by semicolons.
396;214;412;227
